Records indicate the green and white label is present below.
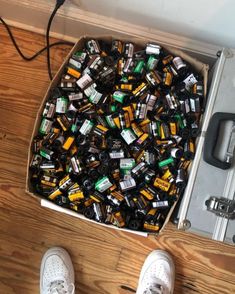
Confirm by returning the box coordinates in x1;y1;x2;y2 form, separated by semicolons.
56;97;68;113
89;89;102;104
79;119;94;135
120;158;135;170
113;91;126;103
147;55;158;70
95;176;112;192
84;83;96;97
121;129;136;145
105;115;116;128
39;118;52;134
40;148;53;160
133;60;145;74
69;58;82;70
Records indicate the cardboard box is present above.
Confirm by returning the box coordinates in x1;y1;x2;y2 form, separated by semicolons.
26;36;208;237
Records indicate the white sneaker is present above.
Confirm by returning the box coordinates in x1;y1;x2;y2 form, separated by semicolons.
136;250;175;294
40;247;75;294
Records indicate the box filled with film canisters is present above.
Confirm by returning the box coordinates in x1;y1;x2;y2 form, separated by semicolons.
26;36;208;236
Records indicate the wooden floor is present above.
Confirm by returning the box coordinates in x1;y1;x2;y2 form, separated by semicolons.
0;24;235;294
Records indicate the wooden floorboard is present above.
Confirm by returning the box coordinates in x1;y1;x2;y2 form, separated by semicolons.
0;24;235;294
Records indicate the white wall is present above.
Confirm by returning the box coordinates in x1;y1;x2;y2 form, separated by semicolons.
69;0;235;48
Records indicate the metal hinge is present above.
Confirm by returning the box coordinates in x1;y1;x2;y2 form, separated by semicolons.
205;196;235;219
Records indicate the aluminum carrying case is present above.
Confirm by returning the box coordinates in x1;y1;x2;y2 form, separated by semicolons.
177;49;235;245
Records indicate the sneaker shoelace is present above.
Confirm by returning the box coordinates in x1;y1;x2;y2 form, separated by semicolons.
48;280;75;294
143;277;169;294
143;283;166;294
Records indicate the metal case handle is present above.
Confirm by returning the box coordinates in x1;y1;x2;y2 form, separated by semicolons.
203;112;235;169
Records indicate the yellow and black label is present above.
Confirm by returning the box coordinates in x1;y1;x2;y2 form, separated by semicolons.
63;136;75;151
113;116;121;129
148;208;158;216
135;150;145;162
96;124;109;135
180;159;191;170
48;188;62;200
53;127;60;134
163;72;173;86
84;198;95;207
168;184;177;196
41;180;56;188
139;119;151;127
117;58;124;75
156;139;170;146
68;191;84;202
97;108;104;115
90;195;101;202
131;122;143;137
192;83;197;94
115;40;123;54
120;84;132;91
69;183;80;190
113;211;125;227
57;116;68;132
144;222;160;232
162;169;172;180
100;136;107;150
70;204;79;211
59;175;70;186
154;178;171;192
162;55;173;65
137;133;149;145
67;67;81;79
169;122;177;135
79;103;93;113
132;82;147;96
152;71;162;84
124;111;131;128
123;106;134;121
189;140;195;153
132;103;137;111
111;191;124;201
70;145;78;156
160;124;169;139
140;188;154;200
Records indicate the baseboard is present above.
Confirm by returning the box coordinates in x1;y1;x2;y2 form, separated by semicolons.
0;0;221;59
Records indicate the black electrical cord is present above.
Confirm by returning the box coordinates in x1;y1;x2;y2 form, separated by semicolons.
46;2;64;80
47;0;68;80
0;0;72;80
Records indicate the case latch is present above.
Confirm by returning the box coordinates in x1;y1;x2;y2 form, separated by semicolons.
205;196;235;219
